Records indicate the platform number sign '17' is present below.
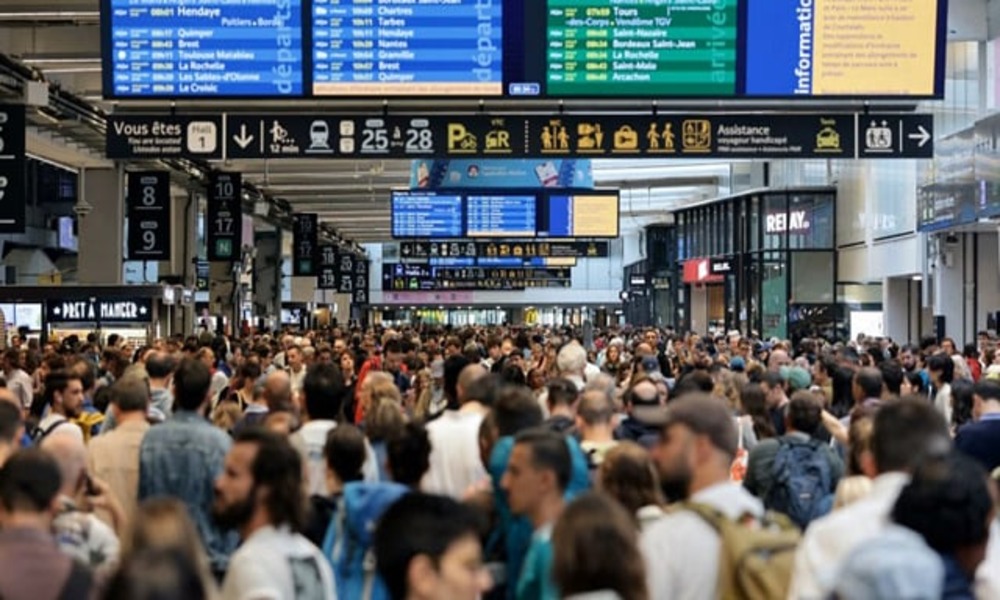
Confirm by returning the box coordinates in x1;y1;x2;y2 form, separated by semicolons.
208;172;242;262
127;171;171;261
293;214;318;277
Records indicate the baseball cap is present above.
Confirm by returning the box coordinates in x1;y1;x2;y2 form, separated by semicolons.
780;366;812;392
640;356;660;373
729;357;746;372
654;395;738;457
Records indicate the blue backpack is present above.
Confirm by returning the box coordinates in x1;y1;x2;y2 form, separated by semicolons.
765;438;834;530
322;481;409;600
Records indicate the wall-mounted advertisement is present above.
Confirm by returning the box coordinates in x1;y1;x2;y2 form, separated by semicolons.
410;159;593;189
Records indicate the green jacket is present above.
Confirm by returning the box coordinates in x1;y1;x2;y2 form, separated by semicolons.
743;432;844;502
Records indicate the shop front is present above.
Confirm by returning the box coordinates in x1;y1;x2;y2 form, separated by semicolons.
674;188;837;342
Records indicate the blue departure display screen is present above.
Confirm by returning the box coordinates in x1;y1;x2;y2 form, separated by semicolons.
100;0;945;99
312;0;504;97
392;192;463;238
466;195;536;238
104;0;304;97
391;189;617;239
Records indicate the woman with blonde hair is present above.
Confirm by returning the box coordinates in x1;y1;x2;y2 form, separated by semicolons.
122;498;218;596
360;371;406;479
552;492;649;600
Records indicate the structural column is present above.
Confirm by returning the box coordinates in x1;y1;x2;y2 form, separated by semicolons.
253;230;282;329
77;168;123;284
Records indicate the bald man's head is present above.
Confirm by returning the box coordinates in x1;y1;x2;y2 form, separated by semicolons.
264;370;293;412
41;431;86;496
768;349;791;372
457;364;488;405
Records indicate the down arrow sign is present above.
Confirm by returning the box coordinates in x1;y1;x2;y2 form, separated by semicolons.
233;124;254;149
908;125;932;148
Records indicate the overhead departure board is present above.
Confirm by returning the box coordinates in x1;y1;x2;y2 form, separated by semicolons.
546;0;738;97
101;0;946;99
467;195;536;237
105;0;304;97
391;189;618;239
392;193;464;238
311;0;504;96
541;194;618;238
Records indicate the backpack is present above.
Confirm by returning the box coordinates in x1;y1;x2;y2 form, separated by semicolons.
682;502;800;600
321;481;409;600
31;417;67;444
765;438;835;529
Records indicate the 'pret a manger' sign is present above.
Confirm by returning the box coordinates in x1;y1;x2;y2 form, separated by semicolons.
46;299;154;323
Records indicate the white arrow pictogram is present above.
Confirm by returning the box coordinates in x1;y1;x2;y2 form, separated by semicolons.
233;124;254;149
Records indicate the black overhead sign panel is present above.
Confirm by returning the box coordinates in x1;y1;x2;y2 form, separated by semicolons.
317;244;338;290
46;298;154;323
106;113;935;161
207;172;242;262
0;105;25;234
106;115;223;160
352;259;369;305
126;171;171;261
292;213;318;277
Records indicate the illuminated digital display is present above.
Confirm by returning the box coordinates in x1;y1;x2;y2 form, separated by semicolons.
101;0;945;99
311;0;504;96
104;0;304;97
392;192;464;238
392;190;618;239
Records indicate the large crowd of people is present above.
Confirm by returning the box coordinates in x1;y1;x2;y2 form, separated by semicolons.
0;325;997;599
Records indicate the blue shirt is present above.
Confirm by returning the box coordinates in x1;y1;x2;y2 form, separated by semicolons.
516;524;558;600
138;410;237;573
955;414;1000;472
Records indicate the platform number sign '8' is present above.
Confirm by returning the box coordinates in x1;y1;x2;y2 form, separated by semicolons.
127;171;171;261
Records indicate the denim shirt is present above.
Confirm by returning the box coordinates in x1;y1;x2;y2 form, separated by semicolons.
138;410;237;573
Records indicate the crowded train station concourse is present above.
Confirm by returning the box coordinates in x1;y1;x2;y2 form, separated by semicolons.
0;0;999;598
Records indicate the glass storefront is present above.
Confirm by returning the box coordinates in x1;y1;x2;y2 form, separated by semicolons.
672;188;837;342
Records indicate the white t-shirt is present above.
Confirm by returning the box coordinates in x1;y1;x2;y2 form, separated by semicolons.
421;409;487;498
37;414;83;442
222;525;336;600
292;420;379;496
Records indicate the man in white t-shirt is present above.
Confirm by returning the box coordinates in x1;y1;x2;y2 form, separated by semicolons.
291;364;377;495
214;428;336;600
422;364;490;498
36;371;85;442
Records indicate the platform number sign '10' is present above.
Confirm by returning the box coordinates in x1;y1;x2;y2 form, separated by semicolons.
207;173;243;262
127;171;171;261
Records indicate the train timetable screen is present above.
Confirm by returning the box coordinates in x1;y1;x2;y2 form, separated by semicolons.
102;0;945;99
542;193;619;238
311;0;504;96
104;0;304;97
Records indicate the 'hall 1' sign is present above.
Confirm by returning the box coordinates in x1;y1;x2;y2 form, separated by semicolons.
45;298;154;323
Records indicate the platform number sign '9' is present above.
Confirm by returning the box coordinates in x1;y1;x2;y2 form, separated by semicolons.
207;172;242;262
127;171;171;261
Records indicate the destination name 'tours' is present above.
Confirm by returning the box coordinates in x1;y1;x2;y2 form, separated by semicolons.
56;302;146;321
